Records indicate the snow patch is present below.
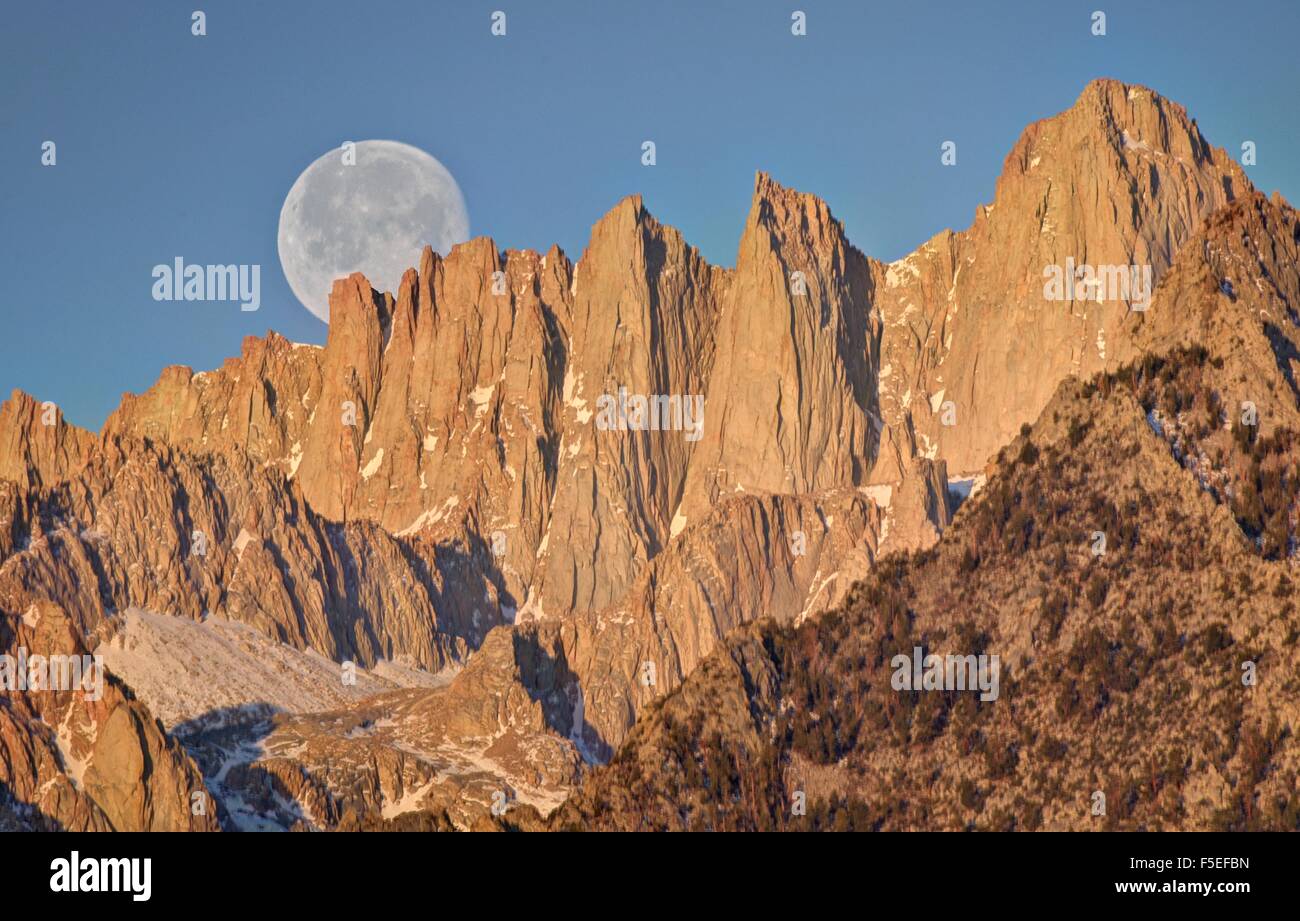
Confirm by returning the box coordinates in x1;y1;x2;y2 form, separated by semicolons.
669;507;688;539
861;483;893;509
397;495;461;536
469;385;495;418
885;257;921;289
1121;130;1150;152
233;528;256;559
382;779;437;820
361;448;385;480
286;441;303;479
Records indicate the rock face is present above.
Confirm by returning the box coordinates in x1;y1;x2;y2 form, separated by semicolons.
0;390;93;490
0;436;494;671
536;197;725;616
527;487;886;759
1;78;1291;829
874;79;1249;475
679;174;881;510
0;601;217;831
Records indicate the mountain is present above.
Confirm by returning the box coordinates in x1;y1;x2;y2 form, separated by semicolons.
2;79;1296;830
874;79;1249;476
547;355;1300;831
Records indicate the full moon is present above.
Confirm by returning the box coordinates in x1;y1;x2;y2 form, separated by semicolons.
277;140;470;323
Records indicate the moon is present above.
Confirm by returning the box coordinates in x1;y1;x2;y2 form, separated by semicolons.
277;140;470;322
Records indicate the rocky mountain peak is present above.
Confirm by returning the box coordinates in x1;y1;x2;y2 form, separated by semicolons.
746;170;851;257
0;389;94;490
875;78;1254;476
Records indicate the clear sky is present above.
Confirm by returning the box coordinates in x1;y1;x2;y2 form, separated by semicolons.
3;0;1298;428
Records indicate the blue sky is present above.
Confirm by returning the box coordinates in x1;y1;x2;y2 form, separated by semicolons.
3;0;1298;428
